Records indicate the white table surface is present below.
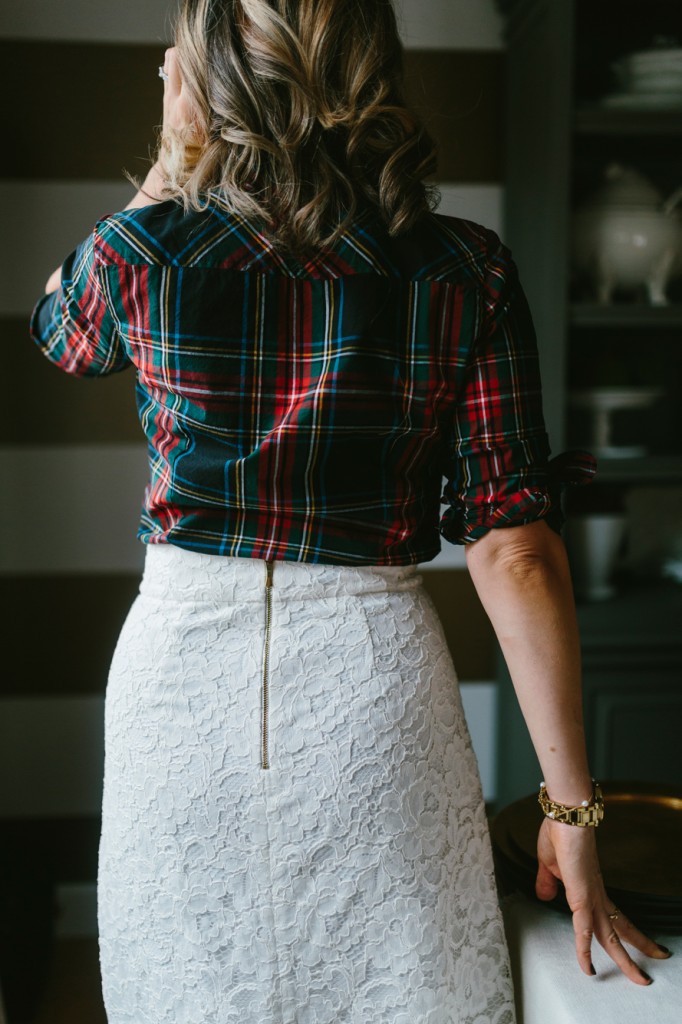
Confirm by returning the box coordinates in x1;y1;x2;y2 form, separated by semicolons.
501;895;682;1024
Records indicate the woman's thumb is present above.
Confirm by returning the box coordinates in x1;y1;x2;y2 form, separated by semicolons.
535;859;559;901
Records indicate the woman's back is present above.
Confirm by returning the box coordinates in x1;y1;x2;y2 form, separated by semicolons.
31;200;551;563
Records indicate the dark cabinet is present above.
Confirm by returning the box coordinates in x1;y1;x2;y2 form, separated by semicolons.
493;0;682;807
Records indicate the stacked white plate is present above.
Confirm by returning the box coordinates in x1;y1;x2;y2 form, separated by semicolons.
601;46;682;109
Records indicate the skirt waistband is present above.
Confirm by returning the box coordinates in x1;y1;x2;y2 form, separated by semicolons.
139;542;424;603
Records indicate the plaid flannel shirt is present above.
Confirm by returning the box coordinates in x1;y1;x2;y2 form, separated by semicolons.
30;200;595;565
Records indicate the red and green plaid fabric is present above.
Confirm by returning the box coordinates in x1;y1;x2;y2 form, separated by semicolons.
30;202;595;564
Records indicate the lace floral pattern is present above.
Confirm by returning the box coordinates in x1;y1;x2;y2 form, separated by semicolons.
97;543;515;1024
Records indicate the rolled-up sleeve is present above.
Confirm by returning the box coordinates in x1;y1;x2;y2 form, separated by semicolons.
29;227;131;378
440;237;595;545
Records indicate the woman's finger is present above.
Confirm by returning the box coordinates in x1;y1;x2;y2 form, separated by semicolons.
535;858;559;902
603;905;672;962
593;909;652;985
571;905;596;976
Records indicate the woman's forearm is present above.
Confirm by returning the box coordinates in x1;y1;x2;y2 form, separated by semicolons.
464;519;593;805
43;163;167;294
473;524;669;982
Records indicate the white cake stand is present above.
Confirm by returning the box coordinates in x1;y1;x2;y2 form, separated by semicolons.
568;387;662;458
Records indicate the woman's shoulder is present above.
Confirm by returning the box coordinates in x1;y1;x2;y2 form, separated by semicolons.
90;200;512;289
386;211;512;289
430;211;503;256
93;200;216;266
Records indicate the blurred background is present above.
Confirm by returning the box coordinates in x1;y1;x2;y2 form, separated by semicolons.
1;0;681;1020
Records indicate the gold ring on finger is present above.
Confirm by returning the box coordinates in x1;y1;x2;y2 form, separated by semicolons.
608;908;620;921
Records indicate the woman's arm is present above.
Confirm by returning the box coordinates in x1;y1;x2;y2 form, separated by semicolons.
44;47;191;294
42;162;168;295
465;518;671;983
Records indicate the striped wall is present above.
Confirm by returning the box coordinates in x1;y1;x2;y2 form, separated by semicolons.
1;0;505;939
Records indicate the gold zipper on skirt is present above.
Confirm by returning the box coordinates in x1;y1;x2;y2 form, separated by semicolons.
261;558;274;769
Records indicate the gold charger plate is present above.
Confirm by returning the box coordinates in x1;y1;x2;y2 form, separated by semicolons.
495;780;682;901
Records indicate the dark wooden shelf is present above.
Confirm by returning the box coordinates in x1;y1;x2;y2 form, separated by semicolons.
574;107;682;136
570;304;682;328
593;455;682;483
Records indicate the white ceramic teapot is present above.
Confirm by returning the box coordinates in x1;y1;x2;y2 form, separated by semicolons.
572;164;682;305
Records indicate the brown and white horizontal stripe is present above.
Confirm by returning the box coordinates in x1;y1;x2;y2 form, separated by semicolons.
1;0;503;937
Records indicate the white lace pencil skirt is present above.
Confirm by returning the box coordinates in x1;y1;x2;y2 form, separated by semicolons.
97;542;516;1024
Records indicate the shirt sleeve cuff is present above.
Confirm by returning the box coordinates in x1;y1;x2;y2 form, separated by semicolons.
439;449;597;545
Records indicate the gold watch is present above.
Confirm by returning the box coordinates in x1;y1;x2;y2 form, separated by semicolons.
538;780;604;827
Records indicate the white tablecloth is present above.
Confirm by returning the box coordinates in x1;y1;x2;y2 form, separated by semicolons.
501;895;681;1024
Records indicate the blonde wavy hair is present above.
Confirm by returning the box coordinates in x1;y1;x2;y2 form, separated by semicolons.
160;0;439;253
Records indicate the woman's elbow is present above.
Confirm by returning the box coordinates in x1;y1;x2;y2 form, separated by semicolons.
464;518;568;580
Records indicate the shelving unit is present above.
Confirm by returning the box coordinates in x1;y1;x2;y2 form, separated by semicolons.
569;304;682;328
593;456;682;484
494;0;682;807
573;108;682;136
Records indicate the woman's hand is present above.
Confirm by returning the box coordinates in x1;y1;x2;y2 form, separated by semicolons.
536;817;671;983
45;266;62;294
160;47;195;139
124;47;196;211
43;47;196;288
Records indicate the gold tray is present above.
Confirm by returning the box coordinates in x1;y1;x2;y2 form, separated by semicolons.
494;781;682;901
